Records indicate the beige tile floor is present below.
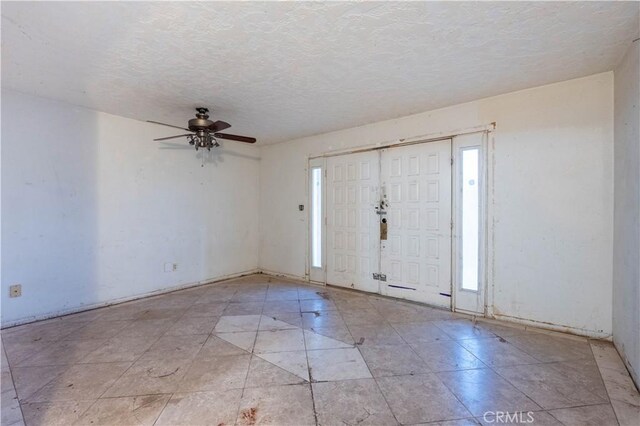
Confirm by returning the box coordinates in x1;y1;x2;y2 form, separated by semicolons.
1;274;638;425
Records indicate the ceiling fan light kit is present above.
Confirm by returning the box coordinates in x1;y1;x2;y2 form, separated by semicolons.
148;107;256;152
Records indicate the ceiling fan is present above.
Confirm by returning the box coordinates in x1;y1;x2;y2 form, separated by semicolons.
148;108;256;150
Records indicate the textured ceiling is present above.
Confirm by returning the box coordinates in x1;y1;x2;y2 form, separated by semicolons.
2;2;638;144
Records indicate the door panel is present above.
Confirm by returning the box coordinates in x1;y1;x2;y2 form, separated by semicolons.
380;140;452;307
326;151;380;292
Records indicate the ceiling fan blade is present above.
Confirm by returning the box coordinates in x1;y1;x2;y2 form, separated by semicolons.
153;133;193;141
214;133;256;143
209;120;231;132
147;120;190;132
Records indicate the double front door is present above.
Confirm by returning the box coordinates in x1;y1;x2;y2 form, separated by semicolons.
326;140;452;308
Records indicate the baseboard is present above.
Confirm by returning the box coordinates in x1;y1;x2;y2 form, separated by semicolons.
258;269;310;283
489;312;612;340
1;268;260;329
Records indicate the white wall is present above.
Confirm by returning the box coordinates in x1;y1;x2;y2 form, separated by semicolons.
1;89;260;326
260;73;614;337
613;40;640;386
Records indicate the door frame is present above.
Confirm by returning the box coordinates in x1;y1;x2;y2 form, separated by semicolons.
307;125;493;313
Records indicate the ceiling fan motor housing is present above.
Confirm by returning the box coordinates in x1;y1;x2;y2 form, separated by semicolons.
188;107;214;131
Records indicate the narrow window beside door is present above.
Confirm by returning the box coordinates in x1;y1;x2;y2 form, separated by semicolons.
311;167;322;268
461;148;479;291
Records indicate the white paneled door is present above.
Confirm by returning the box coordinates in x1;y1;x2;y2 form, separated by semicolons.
325;140;453;307
380;141;452;307
326;151;380;293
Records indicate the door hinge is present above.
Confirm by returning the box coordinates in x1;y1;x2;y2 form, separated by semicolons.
372;273;387;281
373;273;380;280
451;157;454;165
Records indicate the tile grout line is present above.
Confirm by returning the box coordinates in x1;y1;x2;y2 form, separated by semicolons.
587;340;627;426
335;298;403;425
300;290;320;426
153;286;239;426
2;341;27;426
233;285;268;425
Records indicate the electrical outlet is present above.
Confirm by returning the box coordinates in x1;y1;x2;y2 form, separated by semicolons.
9;284;22;298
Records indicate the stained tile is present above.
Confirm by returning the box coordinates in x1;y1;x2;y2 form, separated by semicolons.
377;373;472;424
224;302;264;315
2;338;59;367
155;389;242;426
245;355;308;387
506;333;592;362
359;344;430;377
21;400;93;426
298;288;328;300
341;308;387;326
1;320;85;343
30;362;131;402
134;307;187;320
307;347;372;382
267;312;304;328
230;291;266;303
611;398;640;426
1;386;24;426
12;364;69;401
391;321;451;344
16;338;107;367
549;403;618;426
458;337;539;367
237;384;315;425
178;354;251;392
313;379;398;425
433;319;497;340
599;364;640;407
306;325;355;345
164;315;217;335
302;310;346;329
437;368;541;416
182;301;227;317
214;315;261;332
496;363;608;409
75;394;171;425
411;340;485;372
65;320;132;340
258;315;299;331
265;289;299;301
81;335;159;363
141;334;208;361
254;328;305;353
304;329;352;350
300;298;337;312
103;357;191;397
475;321;534;339
262;300;301;315
116;319;174;338
347;323;405;347
547;358;608;401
